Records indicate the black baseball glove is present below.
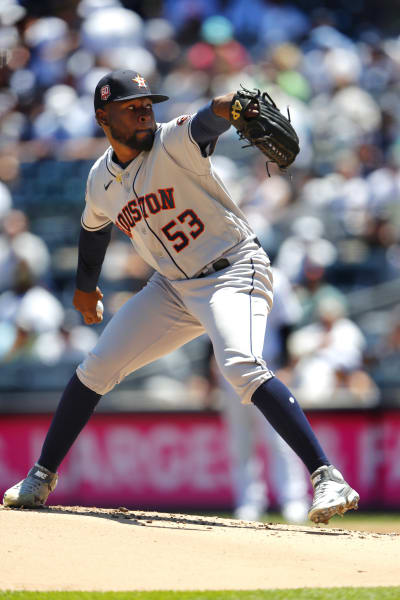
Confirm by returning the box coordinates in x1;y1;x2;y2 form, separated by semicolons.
229;86;300;172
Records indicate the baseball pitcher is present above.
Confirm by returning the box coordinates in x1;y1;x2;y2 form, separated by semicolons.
3;70;359;524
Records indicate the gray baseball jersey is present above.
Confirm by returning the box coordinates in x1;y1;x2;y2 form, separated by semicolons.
77;114;274;403
82;116;253;278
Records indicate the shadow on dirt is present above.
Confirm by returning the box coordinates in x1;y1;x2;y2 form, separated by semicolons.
1;504;363;536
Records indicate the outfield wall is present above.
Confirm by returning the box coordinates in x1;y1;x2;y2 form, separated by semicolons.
0;410;399;510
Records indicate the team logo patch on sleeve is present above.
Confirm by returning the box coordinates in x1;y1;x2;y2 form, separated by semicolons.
101;85;111;101
177;115;189;126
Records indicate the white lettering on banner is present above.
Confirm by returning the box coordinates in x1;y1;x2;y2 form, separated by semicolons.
107;427;144;488
359;426;384;490
147;426;186;490
60;430;113;491
4;413;400;507
77;430;115;488
191;426;230;489
146;424;230;491
53;423;230;493
108;424;230;491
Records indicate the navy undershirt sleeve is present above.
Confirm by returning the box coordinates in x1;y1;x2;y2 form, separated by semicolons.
76;223;112;292
191;101;231;155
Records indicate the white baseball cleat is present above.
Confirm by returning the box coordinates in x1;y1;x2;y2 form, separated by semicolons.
308;465;360;525
3;464;58;508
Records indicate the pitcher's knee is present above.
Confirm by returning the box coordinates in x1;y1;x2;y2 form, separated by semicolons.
76;352;122;395
220;357;274;405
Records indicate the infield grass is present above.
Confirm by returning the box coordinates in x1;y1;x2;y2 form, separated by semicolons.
1;589;400;599
231;511;400;533
276;511;400;533
202;511;400;533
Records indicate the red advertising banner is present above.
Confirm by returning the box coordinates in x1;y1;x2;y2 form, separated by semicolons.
382;411;400;507
0;410;399;509
307;412;384;506
0;413;233;508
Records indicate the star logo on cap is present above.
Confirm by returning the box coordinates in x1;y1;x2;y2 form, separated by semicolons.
132;75;147;88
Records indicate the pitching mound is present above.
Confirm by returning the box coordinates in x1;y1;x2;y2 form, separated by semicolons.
1;505;399;591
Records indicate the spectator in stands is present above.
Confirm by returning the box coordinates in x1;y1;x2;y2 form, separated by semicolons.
294;257;348;327
0;183;12;221
370;306;400;395
275;216;337;284
32;309;99;366
280;295;379;407
0;258;64;362
0;209;50;293
0;0;398;407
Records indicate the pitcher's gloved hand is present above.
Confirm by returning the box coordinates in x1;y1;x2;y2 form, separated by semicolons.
229;86;300;173
73;286;104;324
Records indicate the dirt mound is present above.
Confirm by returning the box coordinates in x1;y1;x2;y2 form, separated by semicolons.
1;505;399;591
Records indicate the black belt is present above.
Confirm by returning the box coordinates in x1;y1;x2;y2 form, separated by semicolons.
197;238;261;278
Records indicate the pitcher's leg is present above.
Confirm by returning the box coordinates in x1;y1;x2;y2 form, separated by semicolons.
183;259;330;473
251;378;329;474
77;274;203;394
38;373;101;473
13;275;203;497
202;276;330;473
180;257;359;523
182;259;274;403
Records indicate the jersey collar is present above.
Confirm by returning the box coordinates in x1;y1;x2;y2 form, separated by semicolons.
106;146;145;176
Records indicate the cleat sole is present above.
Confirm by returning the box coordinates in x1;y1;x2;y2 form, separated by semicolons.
309;492;360;525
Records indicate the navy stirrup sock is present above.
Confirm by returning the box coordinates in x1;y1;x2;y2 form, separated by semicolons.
40;373;327;475
38;373;101;473
251;377;329;474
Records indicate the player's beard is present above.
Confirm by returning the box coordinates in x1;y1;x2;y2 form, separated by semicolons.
110;125;155;152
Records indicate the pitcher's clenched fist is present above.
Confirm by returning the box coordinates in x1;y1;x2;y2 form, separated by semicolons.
73;286;104;324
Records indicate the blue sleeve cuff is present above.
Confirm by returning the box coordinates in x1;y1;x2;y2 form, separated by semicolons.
191;101;231;146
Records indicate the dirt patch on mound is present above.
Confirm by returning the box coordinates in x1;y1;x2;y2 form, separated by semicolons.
1;505;399;591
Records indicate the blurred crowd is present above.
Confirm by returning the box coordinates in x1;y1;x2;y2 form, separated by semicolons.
1;0;400;408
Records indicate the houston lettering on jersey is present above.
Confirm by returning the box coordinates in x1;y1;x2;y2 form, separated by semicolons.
116;187;175;237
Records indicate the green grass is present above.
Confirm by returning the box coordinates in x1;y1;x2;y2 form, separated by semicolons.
209;511;400;523
270;511;400;534
1;589;400;600
208;511;400;533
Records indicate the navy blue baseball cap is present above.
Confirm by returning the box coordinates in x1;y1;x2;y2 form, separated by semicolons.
94;70;169;111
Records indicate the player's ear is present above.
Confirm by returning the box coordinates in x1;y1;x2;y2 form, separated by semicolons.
96;108;108;128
